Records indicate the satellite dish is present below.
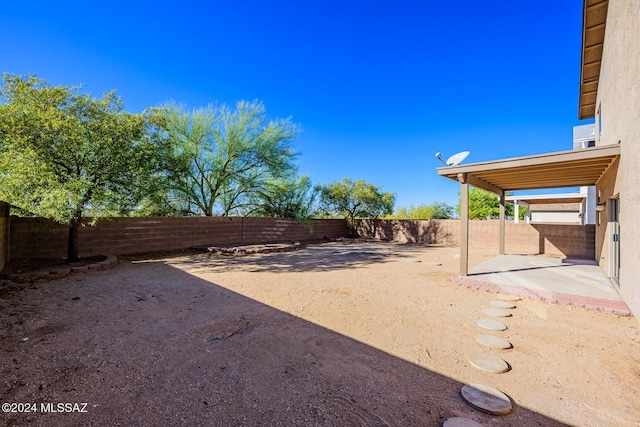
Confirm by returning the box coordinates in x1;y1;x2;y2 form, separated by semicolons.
445;151;470;166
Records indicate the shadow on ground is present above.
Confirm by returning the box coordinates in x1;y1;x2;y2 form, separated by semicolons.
173;241;452;274
0;258;566;426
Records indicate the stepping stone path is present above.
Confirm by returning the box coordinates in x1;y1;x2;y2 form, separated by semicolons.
489;300;516;309
467;353;510;374
476;334;512;349
482;307;512;318
497;294;520;301
476;318;507;331
443;417;485;427
461;383;513;415
457;291;519;416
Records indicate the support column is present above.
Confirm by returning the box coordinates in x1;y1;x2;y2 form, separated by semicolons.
459;175;469;276
514;199;519;224
499;190;505;255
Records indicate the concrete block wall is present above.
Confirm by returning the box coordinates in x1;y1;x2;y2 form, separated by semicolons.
8;215;595;260
358;219;596;259
9;216;349;259
239;217;345;244
356;219;458;244
10;217;69;259
531;223;596;259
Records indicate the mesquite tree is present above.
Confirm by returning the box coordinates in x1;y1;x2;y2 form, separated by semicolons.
150;101;300;216
0;74;157;261
318;178;395;234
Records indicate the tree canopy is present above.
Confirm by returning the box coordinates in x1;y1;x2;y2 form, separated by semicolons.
149;101;300;216
455;187;521;220
389;202;454;219
318;178;395;233
0;74;410;258
0;74;159;261
253;175;319;221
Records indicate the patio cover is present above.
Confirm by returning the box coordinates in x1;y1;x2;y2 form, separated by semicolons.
437;144;620;275
505;194;585;205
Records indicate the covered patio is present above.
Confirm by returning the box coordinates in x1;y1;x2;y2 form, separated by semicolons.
437;144;626;311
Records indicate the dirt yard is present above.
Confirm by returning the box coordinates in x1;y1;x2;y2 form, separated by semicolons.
1;241;639;426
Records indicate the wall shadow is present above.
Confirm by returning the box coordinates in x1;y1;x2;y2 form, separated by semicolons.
0;261;567;426
530;224;596;260
357;219;453;244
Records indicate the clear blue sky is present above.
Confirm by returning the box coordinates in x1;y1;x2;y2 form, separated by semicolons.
1;1;592;208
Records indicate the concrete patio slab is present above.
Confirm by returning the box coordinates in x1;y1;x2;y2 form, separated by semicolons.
469;255;621;301
450;254;632;315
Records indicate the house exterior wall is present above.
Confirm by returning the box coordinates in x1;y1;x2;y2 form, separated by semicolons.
530;211;581;223
584;186;597;225
529;203;582;224
594;0;640;316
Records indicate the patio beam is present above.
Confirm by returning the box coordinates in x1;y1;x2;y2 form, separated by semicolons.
464;174;502;195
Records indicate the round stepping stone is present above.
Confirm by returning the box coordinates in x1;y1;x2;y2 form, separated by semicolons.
482;308;512;318
490;300;516;309
461;383;513;415
476;318;507;331
497;294;520;301
443;417;485;427
476;334;512;349
467;352;510;373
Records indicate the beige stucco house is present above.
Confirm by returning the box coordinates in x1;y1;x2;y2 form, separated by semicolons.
584;0;640;316
438;0;639;318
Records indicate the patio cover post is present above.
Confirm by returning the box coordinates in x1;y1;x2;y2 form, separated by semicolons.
458;174;469;276
499;190;505;255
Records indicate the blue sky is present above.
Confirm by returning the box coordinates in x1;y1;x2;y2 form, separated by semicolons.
1;1;592;209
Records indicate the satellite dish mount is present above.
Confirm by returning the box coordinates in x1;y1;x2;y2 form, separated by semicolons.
435;150;470;166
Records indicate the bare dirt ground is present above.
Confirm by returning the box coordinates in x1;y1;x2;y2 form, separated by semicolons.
1;240;639;426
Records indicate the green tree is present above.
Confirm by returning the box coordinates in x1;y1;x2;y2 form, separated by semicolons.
455;188;519;220
0;74;158;261
151;101;299;216
254;175;318;221
318;178;395;234
390;202;453;219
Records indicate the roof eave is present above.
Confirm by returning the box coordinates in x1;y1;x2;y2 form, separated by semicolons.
578;0;608;120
